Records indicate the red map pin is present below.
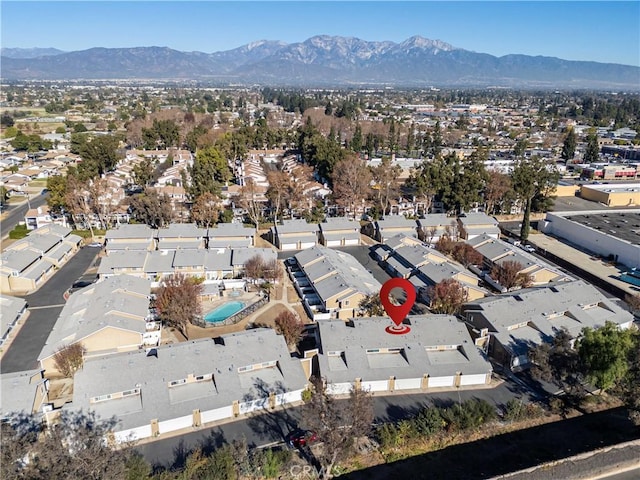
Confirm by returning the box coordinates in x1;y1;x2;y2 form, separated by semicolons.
380;277;415;335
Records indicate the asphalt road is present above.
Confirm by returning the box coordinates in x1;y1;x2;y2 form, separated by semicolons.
0;246;100;374
0;193;48;238
136;380;536;468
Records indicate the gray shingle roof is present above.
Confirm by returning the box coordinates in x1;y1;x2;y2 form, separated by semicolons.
275;219;317;235
1;295;27;340
317;316;491;384
38;275;151;361
464;280;635;356
294;246;381;302
231;248;277;267
458;213;499;227
1;370;45;418
157;223;207;239
319;218;360;232
105;224;155;240
72;329;307;431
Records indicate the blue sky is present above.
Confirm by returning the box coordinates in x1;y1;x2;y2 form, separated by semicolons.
2;1;639;66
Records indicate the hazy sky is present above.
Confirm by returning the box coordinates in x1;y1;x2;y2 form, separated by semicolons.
2;1;639;66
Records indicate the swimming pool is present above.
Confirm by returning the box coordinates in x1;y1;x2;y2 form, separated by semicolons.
204;301;245;323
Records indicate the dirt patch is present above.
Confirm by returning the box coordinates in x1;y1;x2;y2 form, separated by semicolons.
293;304;312;322
252;303;291;327
48;378;74;407
287;285;301;303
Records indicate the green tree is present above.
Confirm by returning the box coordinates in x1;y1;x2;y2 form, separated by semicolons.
561;127;577;162
186;146;231;199
142;118;180;149
512;156;560;241
2;126;18;139
350;123;363;153
584;131;600;163
358;293;385;317
577;322;636;393
128;188;174;227
513;137;528;157
77;134;120;178
0;186;8;207
132;158;154;187
46;175;68;214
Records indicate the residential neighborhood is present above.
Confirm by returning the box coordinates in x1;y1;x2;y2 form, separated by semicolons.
1;81;639;479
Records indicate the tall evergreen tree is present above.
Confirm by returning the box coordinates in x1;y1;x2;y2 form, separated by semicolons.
561;127;577;162
512;156;560;241
584;131;600;163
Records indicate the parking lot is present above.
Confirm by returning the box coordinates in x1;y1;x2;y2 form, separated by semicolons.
1;247;100;373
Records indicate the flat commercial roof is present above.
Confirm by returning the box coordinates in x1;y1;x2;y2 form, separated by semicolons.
563;211;640;246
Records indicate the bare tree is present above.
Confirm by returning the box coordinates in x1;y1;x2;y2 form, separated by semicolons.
302;378;374;478
424;225;438;247
484;170;513;215
238;177;264;227
491;260;532;290
244;255;266;283
274;310;304;350
1;410;137;480
370;156;401;216
427;279;468;315
190;192;220;228
65;175;95;238
331;155;371;219
155;273;204;339
266;170;290;222
263;258;282;284
452;242;483;268
53;343;86;378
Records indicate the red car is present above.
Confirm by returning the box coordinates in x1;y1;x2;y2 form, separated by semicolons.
286;429;317;448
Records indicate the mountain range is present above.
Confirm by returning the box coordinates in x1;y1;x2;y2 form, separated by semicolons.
2;36;639;89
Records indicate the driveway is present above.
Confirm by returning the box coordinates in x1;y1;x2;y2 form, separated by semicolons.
0;247;100;373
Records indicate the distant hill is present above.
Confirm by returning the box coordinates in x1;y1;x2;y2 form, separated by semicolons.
1;47;66;59
1;36;639;89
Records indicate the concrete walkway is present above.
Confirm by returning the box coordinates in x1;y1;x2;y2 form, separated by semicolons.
528;233;639;298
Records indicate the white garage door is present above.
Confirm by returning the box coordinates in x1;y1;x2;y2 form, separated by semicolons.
344;238;360;246
459;373;489;386
395;377;421;391
115;425;152;444
202;406;233;424
361;380;388;392
428;376;455;388
281;243;298;251
300;242;316;249
326;240;342;247
159;415;192;434
326;383;352;395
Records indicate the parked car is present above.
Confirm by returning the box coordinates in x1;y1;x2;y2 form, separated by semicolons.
285;429;317;448
88;242;103;248
522;244;535;253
